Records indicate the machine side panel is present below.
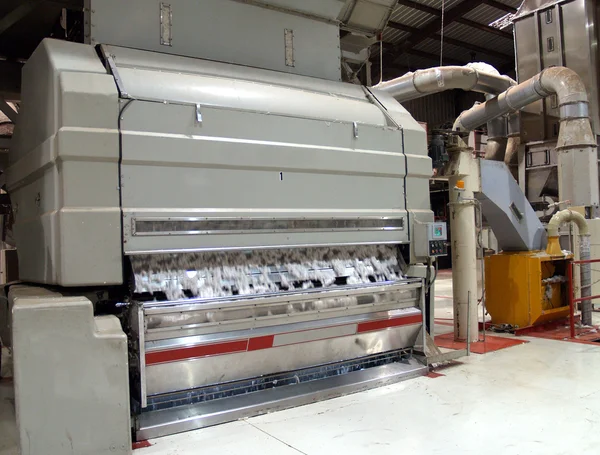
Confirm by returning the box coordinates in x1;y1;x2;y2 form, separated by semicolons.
88;0;343;81
11;286;131;455
6;40;122;286
120;100;409;253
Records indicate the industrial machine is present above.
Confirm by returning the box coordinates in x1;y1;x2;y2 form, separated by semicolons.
4;1;439;453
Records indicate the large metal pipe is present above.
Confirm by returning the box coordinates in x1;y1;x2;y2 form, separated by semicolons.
484;96;508;162
373;65;515;102
546;209;592;325
445;137;480;342
454;66;599;208
503;113;520;180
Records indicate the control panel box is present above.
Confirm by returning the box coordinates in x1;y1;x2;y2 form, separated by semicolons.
415;222;448;257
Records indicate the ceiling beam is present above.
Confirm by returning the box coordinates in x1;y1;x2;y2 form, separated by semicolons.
456;18;513;39
402;0;485;49
0;0;44;36
439;35;512;61
0;60;23;100
482;0;518;14
388;21;512;61
0;137;11;150
373;42;467;67
395;0;439;16
404;48;467;66
393;0;513;39
0;99;17;123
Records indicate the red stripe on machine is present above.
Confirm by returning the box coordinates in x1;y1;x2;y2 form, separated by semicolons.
356;314;422;333
146;314;421;365
248;335;274;351
146;340;248;365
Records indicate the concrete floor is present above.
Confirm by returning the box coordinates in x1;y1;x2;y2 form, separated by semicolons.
2;273;600;454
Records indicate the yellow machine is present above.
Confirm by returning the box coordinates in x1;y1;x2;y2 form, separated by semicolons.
485;250;572;329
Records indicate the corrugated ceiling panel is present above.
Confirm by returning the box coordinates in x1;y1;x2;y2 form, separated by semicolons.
443;22;514;56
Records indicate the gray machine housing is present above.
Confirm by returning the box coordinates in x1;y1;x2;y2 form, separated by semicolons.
7;39;434;286
5;1;435;451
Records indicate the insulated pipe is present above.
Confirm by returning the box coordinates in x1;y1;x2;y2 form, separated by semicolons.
453;67;590;135
504;113;520;180
373;66;515;102
454;66;599;208
546;209;592;325
484;94;508;161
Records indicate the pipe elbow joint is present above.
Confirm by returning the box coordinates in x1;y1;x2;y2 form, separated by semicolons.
547;209;589;237
539;67;589;106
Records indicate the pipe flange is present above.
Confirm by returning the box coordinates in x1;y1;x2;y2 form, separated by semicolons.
503;85;520;112
534;70;553;97
559;102;589;120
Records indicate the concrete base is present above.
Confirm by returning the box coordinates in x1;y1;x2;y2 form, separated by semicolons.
10;285;131;455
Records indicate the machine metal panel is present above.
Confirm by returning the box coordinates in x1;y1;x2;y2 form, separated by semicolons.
136;359;427;440
145;321;421;396
6;40;123;286
111;66;385;126
476;160;547;251
11;286;131;454
102;45;362;101
86;0;343;81
515;0;600;137
120;98;410;253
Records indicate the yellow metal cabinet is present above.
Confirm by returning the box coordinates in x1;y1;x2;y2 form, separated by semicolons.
485;251;571;328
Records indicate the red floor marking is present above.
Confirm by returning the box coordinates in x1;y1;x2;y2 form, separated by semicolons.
434;332;528;354
526;324;600;346
133;440;152;449
434;319;454;327
427;372;445;378
0;377;13;383
436;295;454;300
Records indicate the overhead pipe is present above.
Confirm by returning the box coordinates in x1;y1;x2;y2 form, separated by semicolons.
374;64;515;165
504;113;520;180
484;95;508;162
373;65;515;102
546;209;592;325
453;66;599;208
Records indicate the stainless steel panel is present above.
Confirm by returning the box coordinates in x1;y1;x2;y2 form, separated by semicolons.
144;283;420;332
144;322;422;396
515;0;600;137
146;309;418;351
136;359;427;440
143;281;421;340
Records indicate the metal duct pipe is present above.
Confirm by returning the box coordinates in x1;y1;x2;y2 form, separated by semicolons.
504;113;520;180
453;67;589;133
373;66;515;102
484;94;508;161
454;66;599;208
546;209;592;325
